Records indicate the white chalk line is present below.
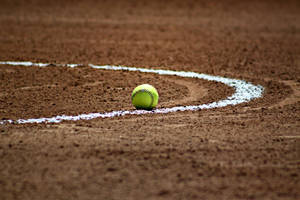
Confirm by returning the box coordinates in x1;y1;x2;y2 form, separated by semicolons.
0;61;264;124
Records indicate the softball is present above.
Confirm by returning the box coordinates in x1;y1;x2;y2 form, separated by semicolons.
131;84;159;110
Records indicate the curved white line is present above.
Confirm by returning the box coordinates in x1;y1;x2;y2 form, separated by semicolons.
0;61;264;124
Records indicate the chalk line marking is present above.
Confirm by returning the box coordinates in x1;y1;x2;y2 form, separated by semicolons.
0;61;264;124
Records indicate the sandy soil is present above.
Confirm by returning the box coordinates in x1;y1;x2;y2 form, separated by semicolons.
0;0;299;199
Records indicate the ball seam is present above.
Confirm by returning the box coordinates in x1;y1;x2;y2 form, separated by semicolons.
131;89;154;108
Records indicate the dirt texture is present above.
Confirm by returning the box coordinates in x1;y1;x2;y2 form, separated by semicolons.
0;0;299;200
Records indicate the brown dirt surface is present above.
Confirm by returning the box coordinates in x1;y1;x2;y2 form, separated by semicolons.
0;0;299;200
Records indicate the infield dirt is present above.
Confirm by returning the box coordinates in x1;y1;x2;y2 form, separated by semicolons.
0;0;299;199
